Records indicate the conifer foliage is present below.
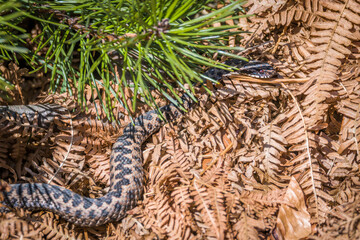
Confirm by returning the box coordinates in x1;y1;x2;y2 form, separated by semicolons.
0;0;245;117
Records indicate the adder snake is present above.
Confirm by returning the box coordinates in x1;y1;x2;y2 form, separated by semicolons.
0;59;276;226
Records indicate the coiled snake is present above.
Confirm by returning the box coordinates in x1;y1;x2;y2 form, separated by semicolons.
0;59;276;226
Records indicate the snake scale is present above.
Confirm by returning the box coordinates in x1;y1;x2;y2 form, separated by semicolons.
0;59;276;226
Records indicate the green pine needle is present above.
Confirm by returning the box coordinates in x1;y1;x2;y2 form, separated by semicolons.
0;0;248;120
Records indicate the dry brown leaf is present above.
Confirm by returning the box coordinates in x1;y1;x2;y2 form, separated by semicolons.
274;176;311;240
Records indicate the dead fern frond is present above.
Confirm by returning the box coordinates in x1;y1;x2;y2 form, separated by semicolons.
257;123;288;182
1;0;360;238
192;179;227;239
318;194;360;239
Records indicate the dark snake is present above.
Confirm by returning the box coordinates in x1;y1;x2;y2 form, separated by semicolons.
0;59;276;226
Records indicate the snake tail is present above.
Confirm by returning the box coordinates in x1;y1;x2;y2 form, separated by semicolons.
0;95;193;226
0;59;275;226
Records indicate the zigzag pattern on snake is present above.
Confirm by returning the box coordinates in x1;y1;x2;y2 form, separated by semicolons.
0;59;276;226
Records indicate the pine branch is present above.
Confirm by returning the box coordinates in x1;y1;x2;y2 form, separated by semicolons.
0;0;248;119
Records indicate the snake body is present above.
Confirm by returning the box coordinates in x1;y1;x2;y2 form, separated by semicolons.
0;59;275;226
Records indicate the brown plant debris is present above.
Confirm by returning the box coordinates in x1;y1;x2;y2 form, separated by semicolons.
1;0;360;239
